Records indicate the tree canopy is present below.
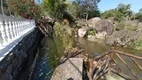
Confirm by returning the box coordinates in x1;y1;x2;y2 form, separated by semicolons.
0;0;41;21
41;0;66;19
135;8;142;22
101;4;133;21
75;0;101;19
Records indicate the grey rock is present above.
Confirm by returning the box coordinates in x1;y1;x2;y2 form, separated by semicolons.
105;29;138;46
95;19;114;35
96;31;107;39
138;22;142;27
87;17;101;29
6;64;13;74
78;27;88;37
137;22;142;32
87;35;97;41
3;72;13;80
12;68;19;77
51;58;83;80
125;20;139;27
108;17;114;24
0;69;4;80
12;59;18;68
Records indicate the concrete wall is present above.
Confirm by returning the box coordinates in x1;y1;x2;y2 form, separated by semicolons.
0;28;43;80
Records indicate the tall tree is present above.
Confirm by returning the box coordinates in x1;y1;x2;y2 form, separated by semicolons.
116;4;132;18
76;0;101;20
41;0;66;19
135;8;142;22
0;0;8;15
76;0;100;10
0;0;4;14
101;4;133;21
6;0;41;20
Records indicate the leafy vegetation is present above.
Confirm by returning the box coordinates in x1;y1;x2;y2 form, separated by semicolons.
135;8;142;22
3;0;41;20
47;37;64;69
1;0;101;22
54;22;74;50
101;3;142;23
101;4;132;21
75;0;101;19
87;29;96;36
41;0;66;20
116;22;137;31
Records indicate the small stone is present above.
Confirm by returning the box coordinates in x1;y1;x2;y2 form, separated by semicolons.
0;70;4;80
6;64;13;74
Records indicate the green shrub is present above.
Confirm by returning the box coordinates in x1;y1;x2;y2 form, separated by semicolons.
126;41;142;50
125;24;137;31
116;22;137;31
87;29;96;36
134;41;142;50
54;22;74;50
116;22;125;30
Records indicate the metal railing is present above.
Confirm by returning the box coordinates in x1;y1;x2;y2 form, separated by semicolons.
0;15;35;60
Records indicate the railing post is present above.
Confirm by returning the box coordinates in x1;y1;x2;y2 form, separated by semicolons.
0;14;36;53
0;19;3;47
18;18;21;35
11;17;15;38
21;18;24;35
4;16;12;42
8;16;14;40
17;19;20;36
15;18;18;37
12;17;16;38
0;15;7;47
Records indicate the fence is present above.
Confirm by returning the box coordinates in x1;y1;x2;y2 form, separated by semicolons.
0;15;35;60
94;50;142;80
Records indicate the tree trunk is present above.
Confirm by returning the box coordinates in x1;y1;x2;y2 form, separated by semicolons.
85;13;88;22
1;0;4;15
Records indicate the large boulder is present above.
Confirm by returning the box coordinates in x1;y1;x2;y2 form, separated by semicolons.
105;29;138;46
138;22;142;27
108;17;115;24
137;22;142;32
87;35;97;41
124;20;139;27
78;27;88;37
95;19;114;35
96;31;107;39
87;17;101;29
122;20;139;31
51;58;83;80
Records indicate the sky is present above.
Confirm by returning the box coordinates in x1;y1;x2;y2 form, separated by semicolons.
98;0;142;13
34;0;42;4
69;0;142;13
